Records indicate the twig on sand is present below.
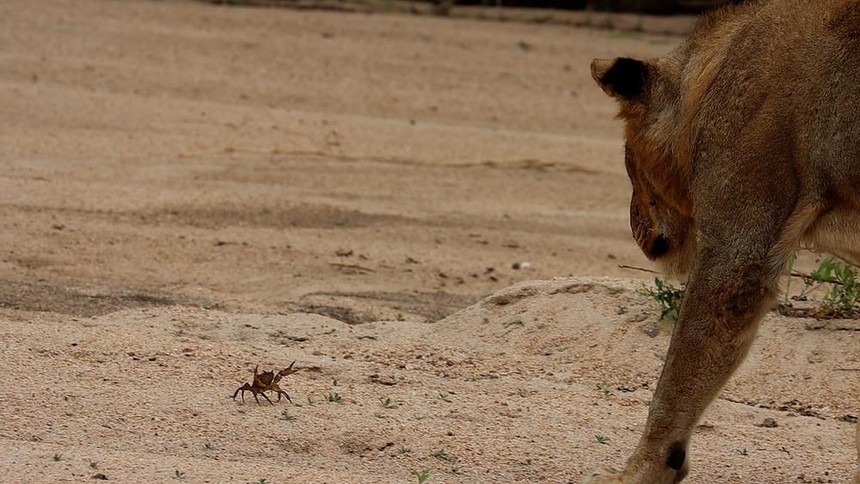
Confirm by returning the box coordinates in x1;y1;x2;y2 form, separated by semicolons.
618;264;660;275
330;263;375;274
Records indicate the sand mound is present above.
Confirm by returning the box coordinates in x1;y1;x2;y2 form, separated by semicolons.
2;277;855;483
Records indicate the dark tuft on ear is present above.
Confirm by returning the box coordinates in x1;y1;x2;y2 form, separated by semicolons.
593;57;649;100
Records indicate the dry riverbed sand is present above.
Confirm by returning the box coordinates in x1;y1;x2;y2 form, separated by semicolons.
0;1;856;482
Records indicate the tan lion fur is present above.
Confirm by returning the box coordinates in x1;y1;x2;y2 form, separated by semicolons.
586;0;860;482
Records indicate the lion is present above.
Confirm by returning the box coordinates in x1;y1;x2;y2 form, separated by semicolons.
585;0;860;482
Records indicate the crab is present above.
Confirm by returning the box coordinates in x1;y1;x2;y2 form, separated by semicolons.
232;361;298;405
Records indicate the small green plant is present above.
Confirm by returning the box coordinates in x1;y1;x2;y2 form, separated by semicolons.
307;397;316;406
779;446;790;454
327;393;344;403
411;468;431;483
810;258;860;314
174;469;186;479
52;453;63;462
381;397;399;409
256;479;269;484
520;458;532;466
281;410;296;421
597;380;614;397
595;434;609;445
89;461;99;469
399;446;412;454
438;392;452;403
736;448;748;456
332;379;339;386
451;467;462;475
784;254;797;302
432;448;453;461
786;257;860;317
203;441;216;451
640;278;686;323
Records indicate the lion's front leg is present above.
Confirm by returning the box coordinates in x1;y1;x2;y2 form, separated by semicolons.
584;255;779;483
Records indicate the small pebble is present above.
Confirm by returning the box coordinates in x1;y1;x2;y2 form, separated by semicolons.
757;417;778;428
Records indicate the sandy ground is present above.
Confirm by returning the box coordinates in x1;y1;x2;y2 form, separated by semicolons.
0;1;856;482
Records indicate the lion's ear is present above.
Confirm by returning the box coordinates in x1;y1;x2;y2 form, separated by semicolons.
591;57;649;101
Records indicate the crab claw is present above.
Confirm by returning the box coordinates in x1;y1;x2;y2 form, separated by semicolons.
279;361;299;377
